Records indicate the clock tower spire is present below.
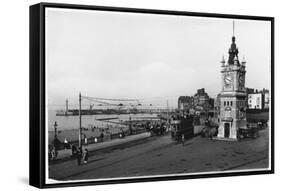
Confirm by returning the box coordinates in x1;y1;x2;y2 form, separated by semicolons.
233;20;235;37
217;21;247;140
228;21;239;65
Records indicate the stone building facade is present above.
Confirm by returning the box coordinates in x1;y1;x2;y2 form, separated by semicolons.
178;96;194;111
248;93;264;109
247;88;269;109
193;88;210;110
217;35;247;140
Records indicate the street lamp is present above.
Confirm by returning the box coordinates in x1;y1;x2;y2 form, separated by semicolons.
54;121;58;139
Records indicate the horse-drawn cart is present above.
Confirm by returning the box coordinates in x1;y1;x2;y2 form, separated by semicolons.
238;123;259;140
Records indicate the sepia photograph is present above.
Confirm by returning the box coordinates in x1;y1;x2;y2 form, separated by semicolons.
43;6;272;185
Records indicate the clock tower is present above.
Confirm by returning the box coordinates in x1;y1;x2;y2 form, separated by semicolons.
217;27;247;140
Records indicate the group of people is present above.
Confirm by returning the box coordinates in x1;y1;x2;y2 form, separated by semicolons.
147;122;167;136
71;145;89;165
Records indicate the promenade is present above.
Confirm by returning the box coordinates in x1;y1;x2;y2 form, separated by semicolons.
49;128;269;181
53;132;151;161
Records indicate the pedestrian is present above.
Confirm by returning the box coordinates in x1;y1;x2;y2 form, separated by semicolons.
209;130;213;140
51;147;56;161
121;128;125;138
71;144;77;157
77;147;82;165
83;148;89;164
85;137;88;146
48;147;52;161
100;132;104;142
181;133;185;146
64;138;68;149
150;124;154;136
83;134;88;146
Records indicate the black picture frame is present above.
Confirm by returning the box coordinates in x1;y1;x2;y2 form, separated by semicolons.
30;2;275;188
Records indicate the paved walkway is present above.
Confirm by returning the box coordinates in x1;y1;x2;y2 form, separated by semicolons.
55;132;151;160
49;128;269;181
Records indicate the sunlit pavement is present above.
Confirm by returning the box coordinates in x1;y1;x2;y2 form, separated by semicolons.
49;128;269;181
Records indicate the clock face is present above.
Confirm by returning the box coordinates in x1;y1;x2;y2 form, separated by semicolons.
224;74;232;87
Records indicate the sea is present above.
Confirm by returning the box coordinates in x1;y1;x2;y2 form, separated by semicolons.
47;110;158;131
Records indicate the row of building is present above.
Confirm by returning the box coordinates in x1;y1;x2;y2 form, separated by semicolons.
178;87;269;112
247;88;270;109
178;88;214;112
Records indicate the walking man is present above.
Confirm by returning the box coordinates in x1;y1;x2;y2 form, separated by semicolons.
77;147;82;165
71;144;77;157
51;147;57;161
100;132;104;142
83;148;89;164
181;133;185;146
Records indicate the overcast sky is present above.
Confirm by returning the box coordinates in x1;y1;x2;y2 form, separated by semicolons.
46;8;271;109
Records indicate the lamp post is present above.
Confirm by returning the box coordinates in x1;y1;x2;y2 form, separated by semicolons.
128;104;132;135
54;121;58;140
79;92;82;148
53;121;58;151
